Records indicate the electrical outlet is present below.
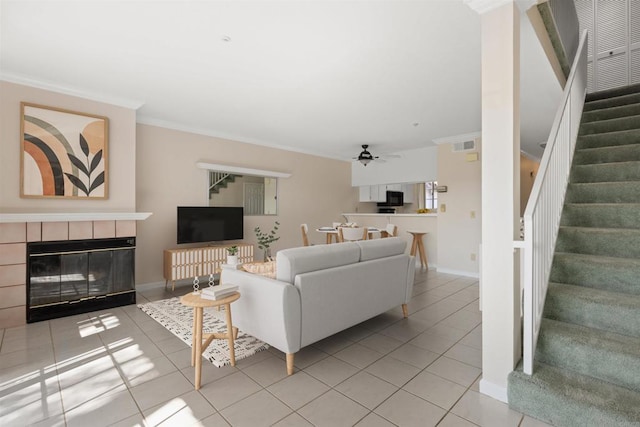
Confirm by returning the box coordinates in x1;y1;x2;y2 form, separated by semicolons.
440;204;446;213
470;210;476;219
470;253;476;261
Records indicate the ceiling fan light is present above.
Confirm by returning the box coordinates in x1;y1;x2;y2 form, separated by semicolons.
359;158;371;166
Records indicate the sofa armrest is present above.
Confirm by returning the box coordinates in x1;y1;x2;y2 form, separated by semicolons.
220;269;302;354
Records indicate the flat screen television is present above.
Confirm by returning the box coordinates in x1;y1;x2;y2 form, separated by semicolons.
177;206;243;244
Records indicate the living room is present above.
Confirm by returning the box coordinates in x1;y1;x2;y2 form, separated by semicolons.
1;0;566;425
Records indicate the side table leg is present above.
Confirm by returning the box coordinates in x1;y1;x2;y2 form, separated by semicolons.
225;303;236;366
190;307;197;367
195;307;203;390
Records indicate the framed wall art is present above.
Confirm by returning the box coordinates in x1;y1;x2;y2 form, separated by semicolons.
20;103;109;199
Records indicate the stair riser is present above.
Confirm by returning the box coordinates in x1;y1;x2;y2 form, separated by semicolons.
579;116;640;136
565;183;640;203
508;366;640;426
584;92;640;112
573;145;640;165
544;287;640;338
571;163;640;183
556;228;640;258
550;255;640;294
577;129;640;149
582;103;640;123
585;83;640;102
536;330;640;392
561;205;640;229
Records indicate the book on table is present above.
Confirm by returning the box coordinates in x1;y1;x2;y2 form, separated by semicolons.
201;284;238;300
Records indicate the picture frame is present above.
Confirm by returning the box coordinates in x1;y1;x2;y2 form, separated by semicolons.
20;102;109;199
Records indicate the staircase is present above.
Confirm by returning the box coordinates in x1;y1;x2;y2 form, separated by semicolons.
509;83;640;426
209;172;239;196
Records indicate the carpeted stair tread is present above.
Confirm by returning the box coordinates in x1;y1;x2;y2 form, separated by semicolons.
544;282;640;338
536;318;640;391
582;103;640;123
508;361;640;427
556;226;640;258
565;181;640;203
573;144;640;165
584;92;640;112
577;129;640;149
585;83;640;102
570;161;640;183
561;203;640;229
579;115;640;136
550;252;640;295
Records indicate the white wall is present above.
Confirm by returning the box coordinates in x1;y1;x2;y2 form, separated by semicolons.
436;142;482;277
136;124;359;284
351;146;438;187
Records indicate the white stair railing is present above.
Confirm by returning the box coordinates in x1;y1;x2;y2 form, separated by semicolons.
521;30;588;375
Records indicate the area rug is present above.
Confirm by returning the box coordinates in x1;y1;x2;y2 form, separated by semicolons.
138;297;269;367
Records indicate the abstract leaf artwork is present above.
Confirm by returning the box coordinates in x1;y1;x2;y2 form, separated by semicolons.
21;103;108;199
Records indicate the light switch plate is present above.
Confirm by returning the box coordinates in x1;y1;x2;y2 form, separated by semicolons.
440;204;446;213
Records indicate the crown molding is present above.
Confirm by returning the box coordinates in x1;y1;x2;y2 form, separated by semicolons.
464;0;514;14
137;115;347;162
432;131;482;145
0;72;145;110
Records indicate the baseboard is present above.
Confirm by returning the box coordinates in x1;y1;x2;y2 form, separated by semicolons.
479;378;508;403
436;267;479;278
135;281;166;291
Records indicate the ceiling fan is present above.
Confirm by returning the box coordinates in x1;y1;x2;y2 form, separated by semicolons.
353;145;400;166
353;145;378;166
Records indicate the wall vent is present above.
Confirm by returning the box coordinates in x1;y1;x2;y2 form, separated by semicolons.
452;140;476;152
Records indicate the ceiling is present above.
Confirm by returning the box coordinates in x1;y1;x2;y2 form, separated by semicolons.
0;0;560;162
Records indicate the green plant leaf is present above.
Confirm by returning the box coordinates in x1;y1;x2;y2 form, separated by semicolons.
64;172;88;195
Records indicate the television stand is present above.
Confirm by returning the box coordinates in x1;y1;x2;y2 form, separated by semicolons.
163;243;254;291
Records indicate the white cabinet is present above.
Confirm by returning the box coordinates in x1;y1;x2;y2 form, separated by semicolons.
358;185;385;202
402;184;416;203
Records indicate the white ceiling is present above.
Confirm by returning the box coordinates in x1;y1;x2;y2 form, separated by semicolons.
0;0;560;162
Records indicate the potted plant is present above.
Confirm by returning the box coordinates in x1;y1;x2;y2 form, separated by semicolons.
226;245;239;265
254;221;280;261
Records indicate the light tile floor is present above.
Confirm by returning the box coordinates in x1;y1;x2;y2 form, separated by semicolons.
0;269;552;426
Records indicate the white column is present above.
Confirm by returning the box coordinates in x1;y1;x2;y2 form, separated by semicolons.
467;0;521;403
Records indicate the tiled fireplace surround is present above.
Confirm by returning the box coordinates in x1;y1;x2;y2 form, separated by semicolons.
0;219;138;328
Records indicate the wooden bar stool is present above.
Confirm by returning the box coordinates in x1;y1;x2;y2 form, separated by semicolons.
407;231;428;270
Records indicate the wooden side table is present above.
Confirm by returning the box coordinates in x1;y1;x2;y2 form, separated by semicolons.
180;291;241;390
407;231;429;270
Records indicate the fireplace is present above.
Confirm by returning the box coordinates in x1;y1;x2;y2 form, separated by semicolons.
27;237;136;323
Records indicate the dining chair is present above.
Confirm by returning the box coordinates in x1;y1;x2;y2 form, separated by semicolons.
301;224;310;246
338;227;368;242
382;224;398;238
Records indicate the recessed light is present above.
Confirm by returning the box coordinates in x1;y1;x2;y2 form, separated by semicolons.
221;35;231;42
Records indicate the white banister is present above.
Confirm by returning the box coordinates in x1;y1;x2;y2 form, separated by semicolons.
520;30;588;375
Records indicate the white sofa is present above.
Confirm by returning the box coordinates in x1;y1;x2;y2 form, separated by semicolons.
220;237;415;374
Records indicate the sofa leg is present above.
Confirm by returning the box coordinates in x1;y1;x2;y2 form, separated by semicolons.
286;353;295;375
402;303;408;318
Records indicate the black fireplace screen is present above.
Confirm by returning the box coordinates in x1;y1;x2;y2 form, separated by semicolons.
27;237;135;322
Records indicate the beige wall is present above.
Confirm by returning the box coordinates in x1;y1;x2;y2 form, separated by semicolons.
520;153;540;216
0;81;137;211
136;124;358;284
436;142;482;276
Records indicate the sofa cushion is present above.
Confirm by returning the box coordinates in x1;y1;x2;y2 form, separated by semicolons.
356;237;406;262
276;242;360;283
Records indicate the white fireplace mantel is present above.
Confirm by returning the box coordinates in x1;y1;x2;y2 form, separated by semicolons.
0;212;152;223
